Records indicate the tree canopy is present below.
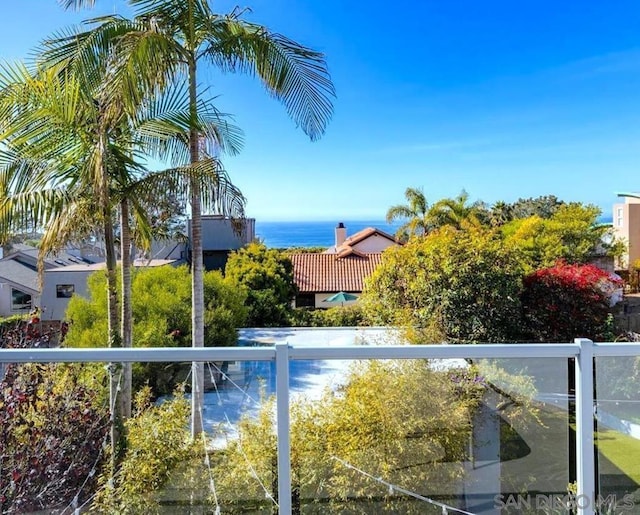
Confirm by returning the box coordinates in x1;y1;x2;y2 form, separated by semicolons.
502;203;617;272
361;227;524;343
225;242;296;327
64;265;246;394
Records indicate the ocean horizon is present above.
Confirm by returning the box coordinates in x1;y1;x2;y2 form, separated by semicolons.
256;214;614;249
255;220;402;248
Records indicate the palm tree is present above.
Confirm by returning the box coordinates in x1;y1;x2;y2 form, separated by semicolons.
0;60;245;469
386;187;433;239
490;200;514;227
429;190;486;230
48;0;335;436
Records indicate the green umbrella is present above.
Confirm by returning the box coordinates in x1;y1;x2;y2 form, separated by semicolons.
322;292;359;304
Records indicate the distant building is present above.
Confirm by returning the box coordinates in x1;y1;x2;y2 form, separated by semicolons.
0;216;255;321
291;223;400;308
0;244;92;319
189;216;255;271
613;193;640;269
41;259;176;320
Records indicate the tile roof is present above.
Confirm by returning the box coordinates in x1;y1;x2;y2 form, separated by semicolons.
290;253;383;293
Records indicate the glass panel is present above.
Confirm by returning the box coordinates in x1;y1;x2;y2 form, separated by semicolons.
279;356;570;514
595;356;640;512
0;350;577;514
0;359;279;513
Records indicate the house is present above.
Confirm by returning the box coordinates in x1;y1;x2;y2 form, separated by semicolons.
40;259;176;320
291;223;400;308
323;222;398;255
0;216;255;321
0;244;92;319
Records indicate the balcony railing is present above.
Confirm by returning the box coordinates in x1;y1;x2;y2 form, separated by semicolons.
1;338;639;515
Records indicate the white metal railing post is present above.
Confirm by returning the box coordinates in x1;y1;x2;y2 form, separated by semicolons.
275;342;292;514
575;338;595;515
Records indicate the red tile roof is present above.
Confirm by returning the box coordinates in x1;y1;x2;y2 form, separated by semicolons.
290;253;383;293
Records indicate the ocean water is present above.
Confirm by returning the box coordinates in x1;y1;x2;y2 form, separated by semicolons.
255;220;402;248
256;215;614;249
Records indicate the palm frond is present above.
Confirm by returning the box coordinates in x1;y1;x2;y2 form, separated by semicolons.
58;0;96;10
203;16;335;141
127;158;245;219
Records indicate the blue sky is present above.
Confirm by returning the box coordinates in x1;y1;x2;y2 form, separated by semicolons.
2;1;640;220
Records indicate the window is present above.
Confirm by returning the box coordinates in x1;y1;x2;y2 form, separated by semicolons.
617;207;624;227
11;288;32;311
56;284;75;298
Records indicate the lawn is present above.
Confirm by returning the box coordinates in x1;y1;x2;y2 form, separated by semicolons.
595;427;640;486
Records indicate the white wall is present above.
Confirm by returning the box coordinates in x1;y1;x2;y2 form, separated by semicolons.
41;269;93;321
352;234;396;254
0;283;12;317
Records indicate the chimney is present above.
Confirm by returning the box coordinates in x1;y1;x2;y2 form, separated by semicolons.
335;222;346;248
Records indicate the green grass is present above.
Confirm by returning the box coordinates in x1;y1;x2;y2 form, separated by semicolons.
595;428;640;484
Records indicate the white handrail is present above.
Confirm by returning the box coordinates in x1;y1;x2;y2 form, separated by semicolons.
3;338;640;515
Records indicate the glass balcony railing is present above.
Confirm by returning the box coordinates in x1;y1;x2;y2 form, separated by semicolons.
1;338;639;514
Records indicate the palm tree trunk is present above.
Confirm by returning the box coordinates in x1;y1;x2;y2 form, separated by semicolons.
119;199;132;420
188;48;205;437
98;133;123;475
104;197;123;474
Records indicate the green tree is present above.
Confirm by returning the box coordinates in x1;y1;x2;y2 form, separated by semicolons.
508;194;564;220
0;60;245;462
489;200;514;227
428;190;487;230
502;203;619;272
361;226;523;343
225;242;296;327
386;187;433;239
50;0;335;435
64;265;246;394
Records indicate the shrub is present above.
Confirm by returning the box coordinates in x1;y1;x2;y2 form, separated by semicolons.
0;363;108;513
521;262;620;342
289;305;366;327
225;242;296;327
93;388;198;512
361;227;523;343
64;265;246;395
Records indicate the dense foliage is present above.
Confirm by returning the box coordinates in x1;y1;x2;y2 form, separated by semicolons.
502;203;619;272
64;265;246;394
521;262;620;342
225;242;297;327
215;360;484;512
94;388;197;512
361;227;524;342
289;305;366;327
0;363;108;513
